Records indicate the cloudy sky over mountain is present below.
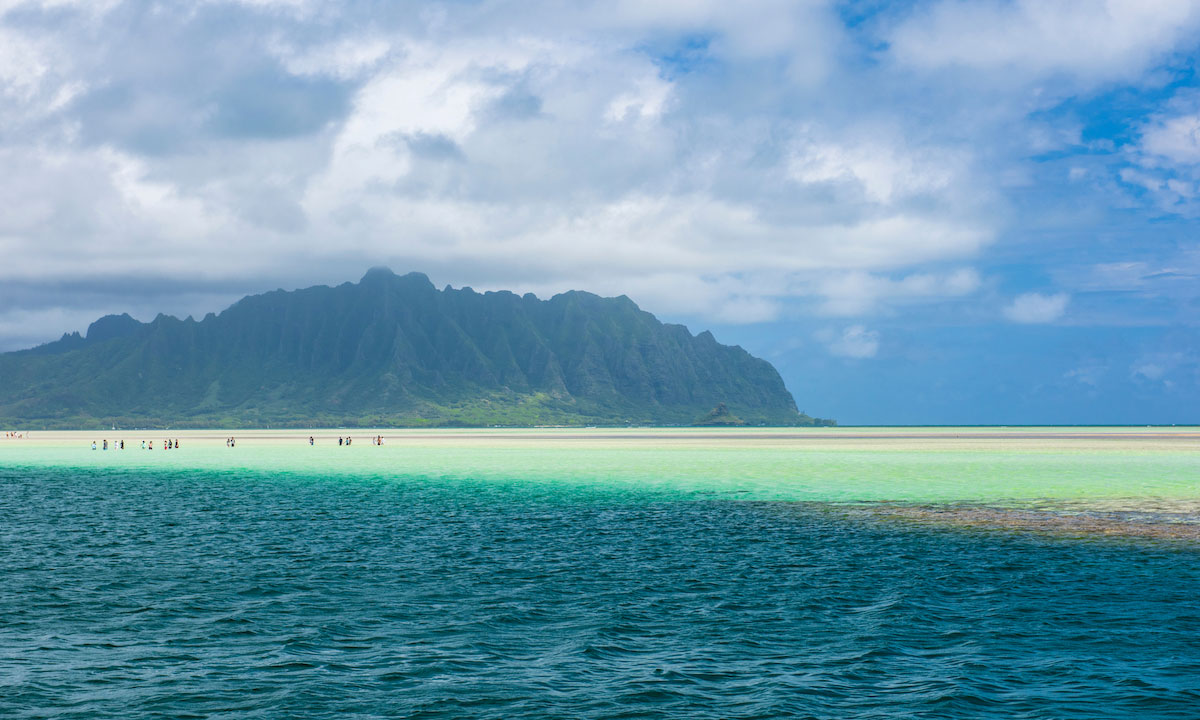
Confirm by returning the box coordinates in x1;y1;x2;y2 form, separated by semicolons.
1;0;1197;423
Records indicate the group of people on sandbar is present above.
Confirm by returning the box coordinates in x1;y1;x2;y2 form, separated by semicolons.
311;435;384;446
225;437;236;447
4;431;25;439
91;439;179;450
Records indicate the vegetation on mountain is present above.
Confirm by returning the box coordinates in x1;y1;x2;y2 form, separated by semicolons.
0;269;835;429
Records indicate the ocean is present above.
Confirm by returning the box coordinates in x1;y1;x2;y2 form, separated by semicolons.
2;428;1198;718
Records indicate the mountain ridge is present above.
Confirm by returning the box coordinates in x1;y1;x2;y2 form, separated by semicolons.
0;269;834;429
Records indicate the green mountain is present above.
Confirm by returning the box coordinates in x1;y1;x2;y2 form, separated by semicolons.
0;269;834;428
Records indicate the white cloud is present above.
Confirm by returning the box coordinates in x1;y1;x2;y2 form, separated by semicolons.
814;268;980;316
888;0;1200;83
286;33;993;324
1132;362;1166;381
0;26;47;101
1003;292;1069;323
788;131;961;204
1065;365;1106;387
271;36;393;80
203;0;317;12
604;74;672;124
821;325;880;359
1142;111;1200;165
0;0;118;14
1130;352;1193;385
1120;167;1164;193
594;0;844;75
1117;92;1200;214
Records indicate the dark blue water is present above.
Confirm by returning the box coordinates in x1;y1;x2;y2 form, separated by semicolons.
2;467;1199;719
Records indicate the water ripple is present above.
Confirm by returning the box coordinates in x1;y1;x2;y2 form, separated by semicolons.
2;467;1199;718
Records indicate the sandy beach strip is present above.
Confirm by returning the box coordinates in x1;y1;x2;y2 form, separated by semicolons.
4;426;1200;451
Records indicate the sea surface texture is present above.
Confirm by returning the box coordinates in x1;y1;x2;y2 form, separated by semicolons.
2;429;1199;718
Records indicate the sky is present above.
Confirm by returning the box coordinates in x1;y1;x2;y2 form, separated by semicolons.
1;0;1198;424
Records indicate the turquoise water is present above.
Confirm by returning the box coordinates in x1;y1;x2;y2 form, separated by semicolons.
7;429;1200;507
3;460;1199;718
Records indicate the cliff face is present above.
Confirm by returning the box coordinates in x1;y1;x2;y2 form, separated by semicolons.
0;269;822;428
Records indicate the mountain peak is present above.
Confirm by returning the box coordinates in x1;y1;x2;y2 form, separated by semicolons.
360;267;435;291
361;266;397;282
85;313;142;343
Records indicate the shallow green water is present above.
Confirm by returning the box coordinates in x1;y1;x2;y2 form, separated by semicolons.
7;434;1200;507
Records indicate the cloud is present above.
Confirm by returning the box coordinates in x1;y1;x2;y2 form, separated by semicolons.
887;0;1200;84
271;36;394;80
1129;351;1196;386
820;325;880;359
0;4;999;346
1116;91;1200;214
0;0;1191;358
1003;292;1069;323
1064;364;1106;387
1142;111;1200;165
0;307;103;352
0;0;119;14
1132;361;1167;381
788;131;962;205
814;268;981;317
